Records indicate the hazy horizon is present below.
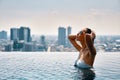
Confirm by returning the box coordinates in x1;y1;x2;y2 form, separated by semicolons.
0;0;120;35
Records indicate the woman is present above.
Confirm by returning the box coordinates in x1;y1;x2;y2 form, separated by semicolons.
68;28;96;68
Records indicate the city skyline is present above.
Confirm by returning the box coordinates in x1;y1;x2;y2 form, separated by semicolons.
0;0;120;35
0;26;120;52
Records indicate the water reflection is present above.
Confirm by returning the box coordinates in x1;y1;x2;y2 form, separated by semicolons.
73;68;96;80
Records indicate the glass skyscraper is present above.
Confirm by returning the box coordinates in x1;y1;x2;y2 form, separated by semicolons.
0;30;7;39
41;35;45;45
10;28;19;41
67;26;71;36
67;26;72;47
10;27;31;42
19;27;31;42
58;27;66;46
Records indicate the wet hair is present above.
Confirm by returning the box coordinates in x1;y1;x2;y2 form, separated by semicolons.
79;31;83;34
86;28;91;34
91;32;96;43
86;28;96;43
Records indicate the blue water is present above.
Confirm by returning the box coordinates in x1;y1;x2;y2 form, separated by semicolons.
0;52;120;80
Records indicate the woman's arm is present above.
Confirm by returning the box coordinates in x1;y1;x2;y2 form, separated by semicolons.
76;31;87;49
68;35;82;51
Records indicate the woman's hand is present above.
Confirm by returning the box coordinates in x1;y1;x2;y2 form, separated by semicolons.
76;31;86;41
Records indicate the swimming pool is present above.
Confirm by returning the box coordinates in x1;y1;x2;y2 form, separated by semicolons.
0;52;119;80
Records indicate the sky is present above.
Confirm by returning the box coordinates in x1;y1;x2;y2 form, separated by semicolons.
0;0;120;35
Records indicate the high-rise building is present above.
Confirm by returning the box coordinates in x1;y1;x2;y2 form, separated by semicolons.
67;26;71;36
41;35;45;45
19;27;31;42
10;27;31;42
0;30;7;39
58;27;66;46
67;26;72;47
10;28;19;41
40;35;47;51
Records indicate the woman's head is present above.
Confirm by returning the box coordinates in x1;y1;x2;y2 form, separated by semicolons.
80;28;96;42
79;28;91;34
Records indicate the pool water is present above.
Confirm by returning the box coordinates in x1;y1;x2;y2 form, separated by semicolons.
0;52;120;80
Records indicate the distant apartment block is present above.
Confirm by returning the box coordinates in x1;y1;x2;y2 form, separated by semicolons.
19;27;31;42
10;26;31;42
10;28;19;40
67;26;71;36
58;26;72;47
58;27;66;46
0;30;7;39
67;26;72;47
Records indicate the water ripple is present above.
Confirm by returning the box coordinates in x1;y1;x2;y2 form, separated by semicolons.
0;52;120;80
